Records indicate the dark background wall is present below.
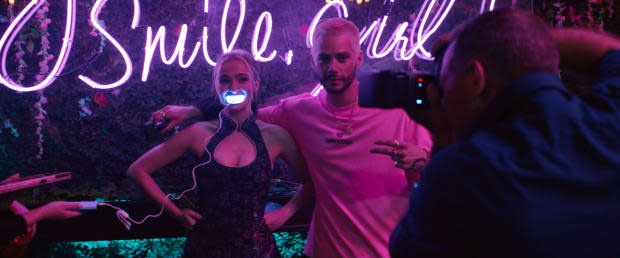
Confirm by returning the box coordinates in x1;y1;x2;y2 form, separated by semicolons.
2;0;614;204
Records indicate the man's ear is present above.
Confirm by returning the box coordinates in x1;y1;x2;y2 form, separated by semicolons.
471;59;502;105
310;51;317;69
356;48;363;69
465;59;486;103
310;52;323;80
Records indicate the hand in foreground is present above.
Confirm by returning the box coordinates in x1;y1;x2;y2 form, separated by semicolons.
9;200;36;243
27;201;82;223
371;140;428;171
264;208;292;231
174;208;203;231
9;201;82;243
151;105;200;133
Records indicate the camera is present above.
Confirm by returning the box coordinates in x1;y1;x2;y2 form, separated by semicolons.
358;71;437;110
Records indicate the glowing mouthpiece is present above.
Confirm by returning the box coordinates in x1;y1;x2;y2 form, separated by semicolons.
221;89;247;105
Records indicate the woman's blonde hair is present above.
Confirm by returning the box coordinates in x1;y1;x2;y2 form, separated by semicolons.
212;49;260;91
311;18;361;56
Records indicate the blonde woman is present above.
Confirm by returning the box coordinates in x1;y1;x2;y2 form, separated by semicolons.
128;50;308;257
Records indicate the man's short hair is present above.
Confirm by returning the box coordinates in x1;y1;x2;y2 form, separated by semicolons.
312;18;361;55
449;8;560;80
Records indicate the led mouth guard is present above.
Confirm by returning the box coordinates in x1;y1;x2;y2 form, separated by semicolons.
221;89;248;105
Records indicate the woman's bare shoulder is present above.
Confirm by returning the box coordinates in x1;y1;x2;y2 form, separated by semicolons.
174;121;218;142
192;120;219;132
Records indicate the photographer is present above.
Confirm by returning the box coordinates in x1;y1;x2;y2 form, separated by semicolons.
390;8;620;258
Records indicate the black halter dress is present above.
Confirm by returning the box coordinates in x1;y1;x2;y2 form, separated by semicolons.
183;113;279;258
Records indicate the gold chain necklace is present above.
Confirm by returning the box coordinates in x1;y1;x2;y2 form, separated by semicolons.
333;100;356;138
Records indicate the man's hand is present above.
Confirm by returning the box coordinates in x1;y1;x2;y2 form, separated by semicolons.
173;208;203;231
264;207;293;231
151;105;202;133
9;200;30;216
9;201;37;243
23;201;82;226
371;140;428;171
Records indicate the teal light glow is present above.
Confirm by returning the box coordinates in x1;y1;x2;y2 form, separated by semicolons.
38;232;307;257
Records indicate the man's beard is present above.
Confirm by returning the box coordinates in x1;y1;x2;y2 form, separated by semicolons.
321;73;356;95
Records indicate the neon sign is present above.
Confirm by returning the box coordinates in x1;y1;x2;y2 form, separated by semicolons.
0;0;498;92
78;0;140;89
1;0;75;92
252;12;277;62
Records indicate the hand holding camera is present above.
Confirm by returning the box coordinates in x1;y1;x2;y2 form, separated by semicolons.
358;71;455;153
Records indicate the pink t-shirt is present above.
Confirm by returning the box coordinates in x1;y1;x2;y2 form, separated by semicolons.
258;91;432;257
